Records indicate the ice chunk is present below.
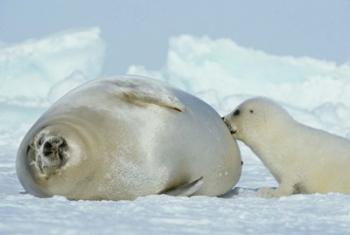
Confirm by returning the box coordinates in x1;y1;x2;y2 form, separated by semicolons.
48;71;90;103
0;28;105;137
0;27;105;105
127;35;350;110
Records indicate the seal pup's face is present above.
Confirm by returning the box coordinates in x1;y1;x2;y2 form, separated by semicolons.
222;97;293;143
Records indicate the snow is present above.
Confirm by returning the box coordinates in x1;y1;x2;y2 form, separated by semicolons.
2;30;350;234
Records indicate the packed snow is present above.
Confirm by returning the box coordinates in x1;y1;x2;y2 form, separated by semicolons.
1;29;350;234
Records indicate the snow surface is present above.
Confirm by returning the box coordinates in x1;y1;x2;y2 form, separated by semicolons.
2;30;350;234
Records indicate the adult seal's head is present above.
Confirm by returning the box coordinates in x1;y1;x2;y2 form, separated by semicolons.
17;116;99;198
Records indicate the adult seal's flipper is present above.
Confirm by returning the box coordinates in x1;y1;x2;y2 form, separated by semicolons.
160;177;204;196
109;79;185;112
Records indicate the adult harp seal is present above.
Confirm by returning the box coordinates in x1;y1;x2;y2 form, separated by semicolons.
17;76;241;200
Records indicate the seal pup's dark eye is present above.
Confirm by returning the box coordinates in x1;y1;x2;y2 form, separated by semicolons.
250;110;254;114
233;109;240;116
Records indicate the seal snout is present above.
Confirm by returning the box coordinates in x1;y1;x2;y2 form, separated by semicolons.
42;137;66;159
35;135;68;175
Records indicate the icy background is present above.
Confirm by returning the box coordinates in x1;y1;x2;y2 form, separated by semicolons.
1;28;350;234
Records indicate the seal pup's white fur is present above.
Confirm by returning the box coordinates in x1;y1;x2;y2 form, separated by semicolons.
223;97;350;197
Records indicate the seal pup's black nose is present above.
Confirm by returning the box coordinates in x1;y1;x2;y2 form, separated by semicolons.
233;109;240;116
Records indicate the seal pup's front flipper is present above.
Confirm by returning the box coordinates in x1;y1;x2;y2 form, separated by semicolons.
110;79;185;112
160;176;204;196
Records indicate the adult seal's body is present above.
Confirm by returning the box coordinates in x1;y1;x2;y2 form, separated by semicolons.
17;76;241;200
223;97;350;197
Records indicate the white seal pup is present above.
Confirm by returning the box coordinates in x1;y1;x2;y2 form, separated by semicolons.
17;75;241;200
223;97;350;197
